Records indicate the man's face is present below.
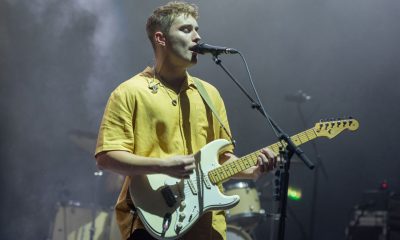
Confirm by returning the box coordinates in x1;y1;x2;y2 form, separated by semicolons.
165;14;201;67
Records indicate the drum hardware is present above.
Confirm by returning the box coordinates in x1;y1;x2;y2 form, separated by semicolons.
89;170;104;240
225;181;265;232
68;130;97;153
50;201;108;240
226;224;254;240
69;130;124;205
46;167;121;239
49;201;121;240
43;130;123;240
265;212;281;221
273;169;281;201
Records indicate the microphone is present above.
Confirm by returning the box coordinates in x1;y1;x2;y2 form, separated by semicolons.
285;90;312;103
189;43;238;55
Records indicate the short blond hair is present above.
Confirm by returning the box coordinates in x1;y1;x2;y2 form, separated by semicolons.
146;1;199;48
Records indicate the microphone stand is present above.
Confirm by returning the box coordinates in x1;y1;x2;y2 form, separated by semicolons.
210;54;315;240
294;103;329;240
90;170;103;240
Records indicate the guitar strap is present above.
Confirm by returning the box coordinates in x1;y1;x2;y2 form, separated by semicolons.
192;77;236;147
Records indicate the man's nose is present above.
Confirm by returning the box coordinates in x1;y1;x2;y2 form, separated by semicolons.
193;31;201;42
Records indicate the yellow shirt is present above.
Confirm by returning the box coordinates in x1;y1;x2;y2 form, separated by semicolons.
95;67;234;240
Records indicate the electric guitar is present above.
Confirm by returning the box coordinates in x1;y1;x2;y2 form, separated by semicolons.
129;118;359;239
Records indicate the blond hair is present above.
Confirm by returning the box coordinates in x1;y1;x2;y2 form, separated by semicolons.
146;1;199;48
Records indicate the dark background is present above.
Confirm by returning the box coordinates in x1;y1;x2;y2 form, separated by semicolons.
1;0;399;239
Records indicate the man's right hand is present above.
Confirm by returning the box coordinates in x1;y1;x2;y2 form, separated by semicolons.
161;155;196;178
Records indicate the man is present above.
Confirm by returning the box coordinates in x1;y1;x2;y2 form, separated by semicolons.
95;2;277;239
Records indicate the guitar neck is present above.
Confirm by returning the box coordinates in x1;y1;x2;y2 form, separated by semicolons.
208;128;318;184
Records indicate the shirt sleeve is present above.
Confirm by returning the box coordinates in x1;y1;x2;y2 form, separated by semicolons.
95;85;136;156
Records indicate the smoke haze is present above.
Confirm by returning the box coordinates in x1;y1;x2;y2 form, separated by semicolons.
1;0;399;239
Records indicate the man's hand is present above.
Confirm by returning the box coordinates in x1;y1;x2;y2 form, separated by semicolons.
221;148;278;180
241;147;278;179
256;147;278;176
161;155;196;179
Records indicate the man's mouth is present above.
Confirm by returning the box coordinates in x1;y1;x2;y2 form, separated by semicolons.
189;45;200;54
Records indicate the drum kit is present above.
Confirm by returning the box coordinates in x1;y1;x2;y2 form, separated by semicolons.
50;130;284;240
48;175;124;240
224;180;268;240
47;131;123;240
49;200;121;240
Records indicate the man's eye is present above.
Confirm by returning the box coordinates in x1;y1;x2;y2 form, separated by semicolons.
181;27;191;33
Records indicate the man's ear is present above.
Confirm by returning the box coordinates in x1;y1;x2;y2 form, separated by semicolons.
154;31;166;47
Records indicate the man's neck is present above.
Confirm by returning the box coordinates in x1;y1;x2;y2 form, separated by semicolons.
155;63;187;93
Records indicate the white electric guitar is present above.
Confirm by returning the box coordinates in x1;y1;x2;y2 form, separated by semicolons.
129;118;359;239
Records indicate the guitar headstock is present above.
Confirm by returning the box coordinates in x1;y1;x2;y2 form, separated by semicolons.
314;118;359;139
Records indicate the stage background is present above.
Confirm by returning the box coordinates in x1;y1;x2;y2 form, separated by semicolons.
1;0;399;239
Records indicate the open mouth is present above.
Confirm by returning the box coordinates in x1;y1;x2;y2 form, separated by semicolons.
189;49;198;56
189;45;201;55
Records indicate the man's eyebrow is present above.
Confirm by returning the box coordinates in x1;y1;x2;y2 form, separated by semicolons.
180;24;199;29
180;24;193;28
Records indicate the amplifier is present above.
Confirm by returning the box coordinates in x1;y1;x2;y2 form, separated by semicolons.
388;193;400;239
345;210;387;240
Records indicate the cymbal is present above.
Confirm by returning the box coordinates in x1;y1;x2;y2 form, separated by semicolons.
69;129;97;153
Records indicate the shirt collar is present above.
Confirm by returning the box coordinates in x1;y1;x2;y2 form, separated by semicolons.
141;66;196;90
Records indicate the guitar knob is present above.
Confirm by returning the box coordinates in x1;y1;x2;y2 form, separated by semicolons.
180;201;186;208
176;222;183;229
179;212;186;219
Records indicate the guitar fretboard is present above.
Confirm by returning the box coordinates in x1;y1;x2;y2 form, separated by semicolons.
208;128;318;184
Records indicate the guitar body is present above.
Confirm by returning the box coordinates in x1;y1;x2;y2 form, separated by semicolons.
129;139;240;240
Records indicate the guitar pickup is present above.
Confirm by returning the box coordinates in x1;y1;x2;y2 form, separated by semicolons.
187;179;197;195
203;177;211;189
161;187;177;207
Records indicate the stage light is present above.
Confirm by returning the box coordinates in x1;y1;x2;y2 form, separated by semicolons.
380;180;388;190
288;187;302;201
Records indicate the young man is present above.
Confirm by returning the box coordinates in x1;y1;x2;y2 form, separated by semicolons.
95;2;277;239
